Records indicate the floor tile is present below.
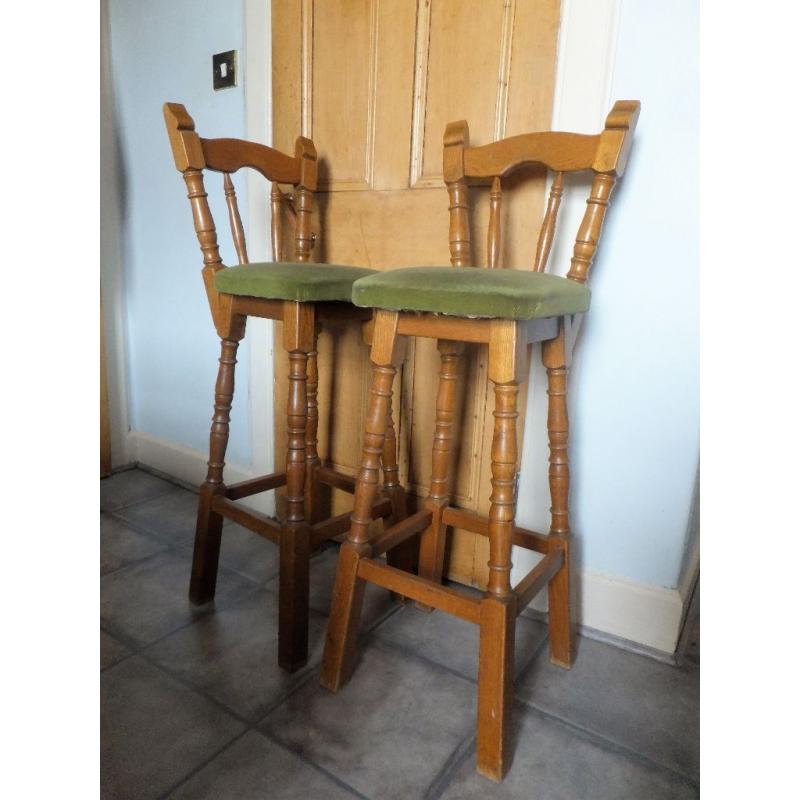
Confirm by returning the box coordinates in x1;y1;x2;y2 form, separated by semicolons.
216;523;282;584
516;636;699;781
262;638;477;800
116;487;282;584
101;550;256;648
101;514;166;575
439;703;699;800
114;486;203;550
101;629;131;670
101;469;177;512
167;730;358;800
267;545;395;630
146;588;328;722
101;656;244;800
373;602;547;681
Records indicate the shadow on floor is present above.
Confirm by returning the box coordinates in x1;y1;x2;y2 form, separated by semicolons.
101;468;699;800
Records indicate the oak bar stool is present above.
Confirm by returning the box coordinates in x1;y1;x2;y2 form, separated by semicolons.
321;101;640;781
163;102;410;673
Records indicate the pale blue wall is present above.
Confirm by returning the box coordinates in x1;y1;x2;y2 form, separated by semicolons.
107;0;251;465
517;0;699;589
108;0;697;588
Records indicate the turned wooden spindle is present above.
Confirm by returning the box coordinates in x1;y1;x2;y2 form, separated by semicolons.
533;171;564;272
382;393;414;582
382;405;401;496
429;342;462;502
448;179;471;267
223;173;249;265
270;183;284;262
206;339;239;485
487;381;519;597
285;350;309;526
294;186;314;263
543;346;573;667
417;340;464;593
567;172;616;284
487;176;503;269
546;366;570;536
348;362;397;546
183;169;223;274
304;342;322;520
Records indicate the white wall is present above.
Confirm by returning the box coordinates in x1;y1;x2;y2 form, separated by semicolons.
515;0;699;615
105;0;252;468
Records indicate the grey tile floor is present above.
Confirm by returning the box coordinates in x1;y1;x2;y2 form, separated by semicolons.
101;468;699;800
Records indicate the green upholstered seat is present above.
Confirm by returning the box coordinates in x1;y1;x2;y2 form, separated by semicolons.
214;262;377;303
351;266;590;320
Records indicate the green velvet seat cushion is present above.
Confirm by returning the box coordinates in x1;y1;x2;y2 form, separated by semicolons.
214;262;377;303
352;266;590;320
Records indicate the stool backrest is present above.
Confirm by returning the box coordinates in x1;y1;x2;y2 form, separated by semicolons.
442;100;640;283
163;102;318;275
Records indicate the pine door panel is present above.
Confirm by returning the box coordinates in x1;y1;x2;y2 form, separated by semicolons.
272;0;560;587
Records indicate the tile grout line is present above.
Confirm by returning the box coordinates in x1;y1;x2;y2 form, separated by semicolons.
134;648;368;800
354;630;699;790
102;472;698;795
105;502;339;589
134;648;256;727
515;628;698;785
100;578;267;669
249;602;407;728
155;729;251;800
101;482;181;514
100;471;371;798
367;619;548;688
422;731;477;800
130;656;369;799
258;726;372;800
101;507;284;594
514;698;700;789
106;615;699;792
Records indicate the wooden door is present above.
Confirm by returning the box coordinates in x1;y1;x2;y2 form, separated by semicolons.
272;0;561;588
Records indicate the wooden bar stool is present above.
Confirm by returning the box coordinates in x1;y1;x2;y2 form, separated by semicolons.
320;101;640;781
163;103;411;673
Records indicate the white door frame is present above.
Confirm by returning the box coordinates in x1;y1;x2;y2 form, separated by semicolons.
243;0;275;514
101;0;132;469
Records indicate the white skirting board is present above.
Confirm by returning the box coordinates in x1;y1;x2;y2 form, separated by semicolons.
522;563;684;656
126;430;273;516
126;430;683;655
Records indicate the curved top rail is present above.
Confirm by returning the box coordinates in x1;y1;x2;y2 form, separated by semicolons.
201;137;302;185
443;100;641;183
163;101;318;189
462;132;601;180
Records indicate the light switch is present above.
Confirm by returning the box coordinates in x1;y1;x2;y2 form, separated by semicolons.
213;50;237;91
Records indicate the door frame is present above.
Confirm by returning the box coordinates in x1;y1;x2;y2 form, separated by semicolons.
100;0;132;470
241;0;276;514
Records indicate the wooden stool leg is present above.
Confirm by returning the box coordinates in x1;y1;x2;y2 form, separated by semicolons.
190;336;240;605
279;303;314;673
417;340;463;605
477;594;515;782
304;336;324;524
321;311;405;691
383;392;414;582
477;364;520;781
544;354;575;668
